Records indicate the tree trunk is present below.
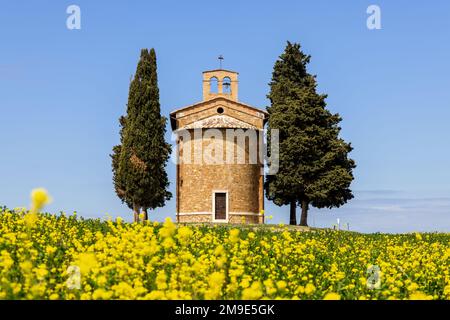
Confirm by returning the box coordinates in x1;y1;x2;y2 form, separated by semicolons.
133;204;140;223
144;208;148;221
299;200;309;227
289;201;297;225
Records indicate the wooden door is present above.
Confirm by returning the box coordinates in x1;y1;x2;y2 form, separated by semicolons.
214;193;227;220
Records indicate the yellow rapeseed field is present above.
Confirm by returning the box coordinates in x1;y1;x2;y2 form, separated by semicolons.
0;188;449;300
0;207;448;300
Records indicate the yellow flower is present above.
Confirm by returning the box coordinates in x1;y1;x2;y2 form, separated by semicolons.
264;279;277;295
30;188;52;213
204;272;225;299
276;280;287;291
295;285;305;295
177;226;193;245
359;277;367;286
23;212;38;227
145;291;165;300
159;217;176;238
34;264;48;280
0;251;14;270
46;246;57;255
443;285;450;297
74;252;98;275
92;288;113;300
20;260;33;273
209;272;225;287
155;271;168;290
242;281;263;300
229;229;240;243
323;292;341;300
305;283;316;295
96;275;107;287
162;237;175;249
240;278;250;289
409;291;433;300
407;283;419;292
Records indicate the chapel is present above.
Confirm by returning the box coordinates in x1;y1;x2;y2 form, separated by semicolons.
170;69;268;223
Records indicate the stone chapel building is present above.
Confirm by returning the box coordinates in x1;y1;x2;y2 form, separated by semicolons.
170;69;268;224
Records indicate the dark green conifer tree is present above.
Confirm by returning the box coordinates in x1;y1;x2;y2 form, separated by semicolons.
265;42;356;226
111;49;171;222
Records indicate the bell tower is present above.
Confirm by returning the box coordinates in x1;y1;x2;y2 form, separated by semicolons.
202;69;239;101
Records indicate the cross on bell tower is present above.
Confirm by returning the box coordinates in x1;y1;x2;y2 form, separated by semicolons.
218;55;224;69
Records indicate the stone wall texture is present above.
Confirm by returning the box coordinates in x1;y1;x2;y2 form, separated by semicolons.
172;70;268;225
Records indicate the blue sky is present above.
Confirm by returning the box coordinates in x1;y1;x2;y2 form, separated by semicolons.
1;1;449;233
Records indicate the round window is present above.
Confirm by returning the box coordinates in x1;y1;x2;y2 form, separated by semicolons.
217;107;224;114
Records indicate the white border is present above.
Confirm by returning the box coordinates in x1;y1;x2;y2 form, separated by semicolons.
178;212;211;216
229;212;260;216
212;190;228;223
178;212;260;216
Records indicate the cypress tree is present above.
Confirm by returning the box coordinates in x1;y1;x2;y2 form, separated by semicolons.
111;48;172;222
111;116;132;209
265;42;356;226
